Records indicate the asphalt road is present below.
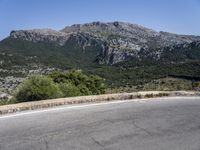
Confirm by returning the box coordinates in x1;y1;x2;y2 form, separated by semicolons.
0;97;200;150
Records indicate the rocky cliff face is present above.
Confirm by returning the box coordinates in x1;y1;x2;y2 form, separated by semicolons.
10;21;200;64
10;29;71;45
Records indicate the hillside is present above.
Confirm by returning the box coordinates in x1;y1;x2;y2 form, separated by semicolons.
0;21;200;92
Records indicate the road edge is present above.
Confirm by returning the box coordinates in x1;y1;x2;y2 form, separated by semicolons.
0;91;198;115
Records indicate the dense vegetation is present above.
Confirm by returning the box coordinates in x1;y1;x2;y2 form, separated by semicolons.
0;38;100;70
48;70;105;95
13;70;105;102
87;60;200;89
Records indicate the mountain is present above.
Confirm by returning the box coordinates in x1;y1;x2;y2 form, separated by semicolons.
0;21;200;92
9;21;200;64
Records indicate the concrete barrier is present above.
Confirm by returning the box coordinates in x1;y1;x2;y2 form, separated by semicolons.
0;91;197;115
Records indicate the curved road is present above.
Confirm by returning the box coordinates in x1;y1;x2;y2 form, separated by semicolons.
0;97;200;150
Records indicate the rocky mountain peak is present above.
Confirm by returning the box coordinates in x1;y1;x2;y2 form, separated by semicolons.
10;29;70;45
8;21;200;64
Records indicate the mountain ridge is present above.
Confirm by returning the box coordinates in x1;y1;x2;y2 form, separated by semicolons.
9;21;200;64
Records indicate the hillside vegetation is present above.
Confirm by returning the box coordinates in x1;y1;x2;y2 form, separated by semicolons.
13;70;105;103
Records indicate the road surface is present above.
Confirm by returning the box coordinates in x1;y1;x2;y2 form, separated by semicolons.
0;97;200;150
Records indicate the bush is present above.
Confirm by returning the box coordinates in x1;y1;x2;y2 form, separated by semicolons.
49;70;106;95
59;83;82;97
77;84;92;95
14;76;62;102
12;70;106;102
49;70;87;85
86;75;106;94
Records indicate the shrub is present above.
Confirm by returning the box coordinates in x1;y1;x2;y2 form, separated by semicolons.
86;75;106;94
49;70;87;85
13;70;106;103
59;83;82;97
49;70;106;95
14;76;62;102
48;71;70;84
77;84;92;95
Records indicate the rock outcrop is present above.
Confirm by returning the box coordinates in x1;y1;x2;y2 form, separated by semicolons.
9;21;200;64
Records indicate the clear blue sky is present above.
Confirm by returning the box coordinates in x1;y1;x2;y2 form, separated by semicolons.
1;0;200;40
